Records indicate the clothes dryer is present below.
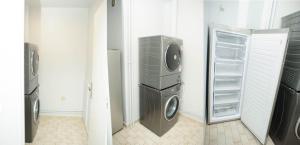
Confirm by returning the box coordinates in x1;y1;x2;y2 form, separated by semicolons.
24;43;39;94
139;36;182;89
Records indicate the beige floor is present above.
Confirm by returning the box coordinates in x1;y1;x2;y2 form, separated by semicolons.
113;115;205;145
24;115;276;145
26;116;88;145
204;120;275;145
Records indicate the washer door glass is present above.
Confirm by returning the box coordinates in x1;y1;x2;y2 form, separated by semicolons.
165;43;181;71
31;49;39;76
165;95;179;121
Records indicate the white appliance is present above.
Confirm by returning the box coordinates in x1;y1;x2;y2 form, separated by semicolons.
207;24;289;144
107;49;124;134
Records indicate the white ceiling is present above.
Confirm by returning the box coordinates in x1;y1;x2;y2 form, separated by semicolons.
40;0;94;8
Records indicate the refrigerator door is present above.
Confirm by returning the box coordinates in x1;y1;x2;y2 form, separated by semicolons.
241;29;289;144
207;24;250;124
108;49;124;134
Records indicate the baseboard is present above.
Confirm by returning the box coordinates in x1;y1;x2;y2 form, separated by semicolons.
179;112;206;124
123;121;130;127
40;111;83;117
123;118;140;127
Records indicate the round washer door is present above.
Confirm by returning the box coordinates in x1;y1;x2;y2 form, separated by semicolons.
165;43;181;72
164;95;179;121
31;49;39;76
33;97;40;123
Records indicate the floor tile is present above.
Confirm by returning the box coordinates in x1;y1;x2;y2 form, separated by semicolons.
26;116;87;145
205;120;275;145
113;115;205;145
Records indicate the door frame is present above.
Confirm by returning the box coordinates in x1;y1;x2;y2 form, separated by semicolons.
122;0;134;125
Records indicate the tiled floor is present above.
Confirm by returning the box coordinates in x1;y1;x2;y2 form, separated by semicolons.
113;115;205;145
26;116;88;145
25;115;276;145
204;120;275;145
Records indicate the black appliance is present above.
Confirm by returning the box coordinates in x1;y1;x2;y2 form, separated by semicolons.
270;10;300;145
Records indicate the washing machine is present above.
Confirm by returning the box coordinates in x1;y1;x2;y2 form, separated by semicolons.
24;43;39;94
140;83;180;136
25;87;40;143
269;83;300;145
139;35;182;90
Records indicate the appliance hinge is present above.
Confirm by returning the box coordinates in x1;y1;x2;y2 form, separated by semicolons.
88;82;93;98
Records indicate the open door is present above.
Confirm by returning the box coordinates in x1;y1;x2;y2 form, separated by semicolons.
241;29;289;144
88;0;112;145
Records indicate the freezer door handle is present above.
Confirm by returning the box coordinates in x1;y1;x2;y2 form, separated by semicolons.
112;0;115;7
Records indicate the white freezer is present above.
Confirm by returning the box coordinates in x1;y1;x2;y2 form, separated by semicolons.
207;24;289;144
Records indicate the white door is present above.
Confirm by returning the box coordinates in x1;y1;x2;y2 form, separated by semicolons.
241;29;289;144
88;0;112;145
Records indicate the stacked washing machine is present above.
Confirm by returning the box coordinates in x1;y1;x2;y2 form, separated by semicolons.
139;35;182;136
24;43;40;143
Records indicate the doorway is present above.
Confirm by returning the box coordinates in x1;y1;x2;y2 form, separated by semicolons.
25;0;111;145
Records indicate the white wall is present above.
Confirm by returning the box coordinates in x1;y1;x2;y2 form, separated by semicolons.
40;0;92;7
272;0;300;28
40;8;89;116
245;1;266;29
25;0;42;44
0;0;24;144
108;0;123;50
29;2;42;45
177;0;205;122
204;0;240;27
25;0;30;42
